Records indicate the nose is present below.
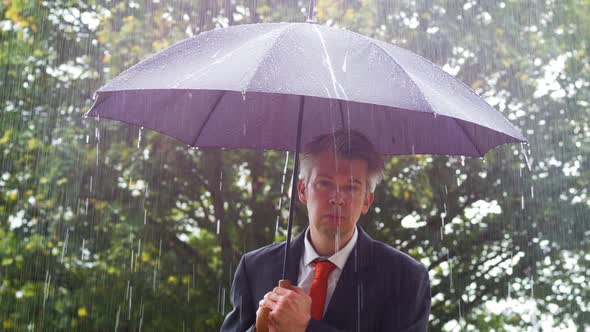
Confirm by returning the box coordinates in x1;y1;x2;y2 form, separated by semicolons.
329;190;346;206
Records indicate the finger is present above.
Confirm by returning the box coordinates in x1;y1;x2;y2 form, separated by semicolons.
273;286;292;296
265;291;282;303
287;285;307;295
259;298;278;310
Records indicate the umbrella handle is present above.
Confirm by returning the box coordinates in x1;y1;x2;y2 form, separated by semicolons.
256;279;292;332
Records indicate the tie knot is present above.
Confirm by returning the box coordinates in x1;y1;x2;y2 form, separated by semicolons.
311;259;336;277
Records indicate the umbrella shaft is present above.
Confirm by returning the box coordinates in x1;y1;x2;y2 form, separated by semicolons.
282;96;305;280
307;0;316;22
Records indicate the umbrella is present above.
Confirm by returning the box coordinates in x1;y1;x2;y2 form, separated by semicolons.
85;3;526;330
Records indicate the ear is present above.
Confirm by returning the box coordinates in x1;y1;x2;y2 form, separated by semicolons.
297;179;307;205
361;192;374;214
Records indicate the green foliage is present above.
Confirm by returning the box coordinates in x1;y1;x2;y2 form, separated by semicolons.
0;0;588;330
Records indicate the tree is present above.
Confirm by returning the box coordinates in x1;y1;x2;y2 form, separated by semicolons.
1;0;588;330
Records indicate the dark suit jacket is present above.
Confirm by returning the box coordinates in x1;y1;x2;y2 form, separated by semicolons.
220;226;431;331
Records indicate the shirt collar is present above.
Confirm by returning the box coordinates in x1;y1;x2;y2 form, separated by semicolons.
303;227;358;270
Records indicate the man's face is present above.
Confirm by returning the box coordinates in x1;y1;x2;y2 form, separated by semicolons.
297;151;374;245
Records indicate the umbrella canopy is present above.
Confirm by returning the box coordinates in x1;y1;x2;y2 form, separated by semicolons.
86;22;526;157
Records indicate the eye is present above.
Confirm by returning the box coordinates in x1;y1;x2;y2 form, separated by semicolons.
315;180;333;190
344;184;361;193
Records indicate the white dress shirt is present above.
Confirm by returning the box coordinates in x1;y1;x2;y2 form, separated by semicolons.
297;227;358;316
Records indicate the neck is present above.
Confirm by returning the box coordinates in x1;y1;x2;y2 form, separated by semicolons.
309;229;354;256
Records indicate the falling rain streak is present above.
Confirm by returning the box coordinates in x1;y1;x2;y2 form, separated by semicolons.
1;1;587;331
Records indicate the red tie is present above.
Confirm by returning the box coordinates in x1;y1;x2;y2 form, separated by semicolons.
309;259;336;320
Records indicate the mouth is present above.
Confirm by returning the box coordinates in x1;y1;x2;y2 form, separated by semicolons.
324;215;346;223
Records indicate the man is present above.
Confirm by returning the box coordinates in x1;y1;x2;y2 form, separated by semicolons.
221;130;431;331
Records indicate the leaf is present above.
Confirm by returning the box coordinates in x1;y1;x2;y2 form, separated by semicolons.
1;257;14;266
0;130;11;145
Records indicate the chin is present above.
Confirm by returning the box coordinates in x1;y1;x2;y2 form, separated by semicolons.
319;224;351;240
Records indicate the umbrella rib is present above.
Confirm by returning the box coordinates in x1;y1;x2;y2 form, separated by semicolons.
453;118;483;156
191;90;226;146
338;99;346;129
85;93;109;117
363;39;435;114
242;24;294;92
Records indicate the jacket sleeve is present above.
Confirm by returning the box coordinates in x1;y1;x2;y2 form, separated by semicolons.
380;264;431;332
220;256;256;332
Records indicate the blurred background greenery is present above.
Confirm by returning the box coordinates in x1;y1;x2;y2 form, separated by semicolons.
0;0;588;330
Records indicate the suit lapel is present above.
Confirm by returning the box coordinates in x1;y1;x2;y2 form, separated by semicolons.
323;226;374;328
271;230;306;286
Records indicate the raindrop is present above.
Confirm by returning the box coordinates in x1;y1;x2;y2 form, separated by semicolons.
447;248;453;289
157;238;162;269
89;176;93;193
221;287;226;315
128;285;133;320
85;197;89;214
187;280;191;303
520;143;532;171
85;135;89;144
43;270;51;310
81;238;86;260
458;300;463;329
216;219;220;235
96;141;100;167
521;195;525;210
461;156;465;167
143;209;147;224
241;90;247;101
334;226;341;253
218;286;222;313
440;213;446;240
530;185;535;199
60;229;69;263
139;300;145;331
115;305;121;331
192;264;196;288
138;127;143;148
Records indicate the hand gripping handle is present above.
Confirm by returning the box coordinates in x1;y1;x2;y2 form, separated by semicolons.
255;279;292;332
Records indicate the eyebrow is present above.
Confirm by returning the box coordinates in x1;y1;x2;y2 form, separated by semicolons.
316;175;363;185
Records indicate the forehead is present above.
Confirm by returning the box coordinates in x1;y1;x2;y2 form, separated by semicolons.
311;152;369;182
